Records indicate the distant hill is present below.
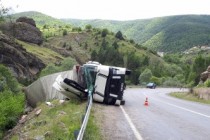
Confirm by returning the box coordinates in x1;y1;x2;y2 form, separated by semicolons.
62;15;210;52
10;11;69;28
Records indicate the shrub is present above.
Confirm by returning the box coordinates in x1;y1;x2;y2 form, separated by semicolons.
67;46;72;51
0;65;24;138
39;63;59;77
72;27;82;32
0;65;20;93
139;68;152;84
0;91;24;131
163;77;182;87
204;79;210;87
85;24;92;31
101;28;108;37
60;57;76;70
63;29;67;36
115;31;124;40
129;39;135;44
39;57;76;77
63;42;67;48
150;76;161;85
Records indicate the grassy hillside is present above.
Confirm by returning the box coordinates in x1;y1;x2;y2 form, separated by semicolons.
17;40;64;64
45;26;187;85
12;12;210;52
10;11;73;39
62;15;210;52
10;11;68;28
7;11;206;85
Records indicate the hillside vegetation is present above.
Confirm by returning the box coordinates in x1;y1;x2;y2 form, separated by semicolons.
10;11;68;27
46;26;183;85
6;11;191;86
8;11;208;87
9;11;73;40
0;65;24;138
62;15;210;52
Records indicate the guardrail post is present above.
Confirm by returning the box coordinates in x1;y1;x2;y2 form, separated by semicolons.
75;90;93;140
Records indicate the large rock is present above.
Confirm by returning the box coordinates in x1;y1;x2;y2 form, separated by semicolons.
14;22;43;44
0;32;45;82
200;65;210;82
16;16;36;27
200;71;210;82
207;66;210;72
0;17;43;45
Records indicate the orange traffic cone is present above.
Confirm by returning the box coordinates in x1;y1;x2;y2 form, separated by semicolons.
144;97;149;106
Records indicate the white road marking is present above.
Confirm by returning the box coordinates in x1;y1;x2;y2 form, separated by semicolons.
160;101;210;118
143;93;210;118
120;106;143;140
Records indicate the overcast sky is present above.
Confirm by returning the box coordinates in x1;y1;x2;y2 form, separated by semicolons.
1;0;210;20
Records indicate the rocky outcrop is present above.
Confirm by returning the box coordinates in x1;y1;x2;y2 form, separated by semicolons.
0;17;43;45
0;32;45;82
200;66;210;82
16;16;36;27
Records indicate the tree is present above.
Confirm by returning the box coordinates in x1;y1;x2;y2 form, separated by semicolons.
97;39;108;64
115;31;124;40
126;52;141;84
72;27;82;32
129;39;135;44
91;50;97;61
139;68;152;84
105;47;123;66
191;54;206;85
63;29;67;36
149;58;163;77
84;42;88;50
101;38;108;49
142;56;149;66
65;25;71;28
0;65;20;93
85;24;92;31
0;1;9;22
43;24;48;29
112;41;119;49
101;28;108;37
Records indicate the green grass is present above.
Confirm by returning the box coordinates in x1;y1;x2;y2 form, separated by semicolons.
170;92;210;104
10;99;86;140
39;57;76;77
83;108;102;140
16;40;64;64
0;91;24;139
9;98;102;140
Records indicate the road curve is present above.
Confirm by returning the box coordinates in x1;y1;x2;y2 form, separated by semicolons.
123;88;210;140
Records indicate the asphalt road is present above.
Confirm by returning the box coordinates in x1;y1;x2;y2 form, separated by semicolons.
122;88;210;140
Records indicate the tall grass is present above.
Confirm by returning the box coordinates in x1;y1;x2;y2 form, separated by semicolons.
39;57;76;77
9;99;86;140
170;92;210;104
83;111;102;140
0;65;25;139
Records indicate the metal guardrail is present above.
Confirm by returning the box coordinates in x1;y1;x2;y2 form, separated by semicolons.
75;90;93;140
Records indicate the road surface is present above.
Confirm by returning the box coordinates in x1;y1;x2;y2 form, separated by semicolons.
94;88;210;140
